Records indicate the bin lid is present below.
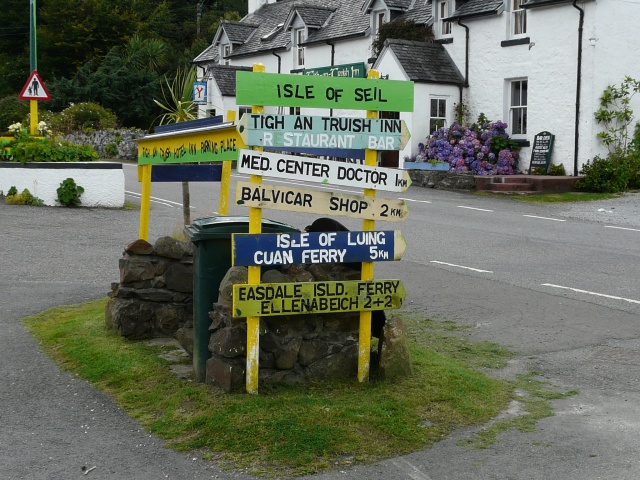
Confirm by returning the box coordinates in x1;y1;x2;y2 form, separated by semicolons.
184;216;299;242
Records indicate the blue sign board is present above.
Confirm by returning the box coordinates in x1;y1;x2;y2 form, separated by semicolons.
232;231;405;266
192;81;207;105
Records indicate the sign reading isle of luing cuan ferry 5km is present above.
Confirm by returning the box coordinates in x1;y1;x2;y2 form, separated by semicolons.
236;71;414;111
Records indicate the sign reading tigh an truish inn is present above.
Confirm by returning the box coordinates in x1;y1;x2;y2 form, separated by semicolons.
302;62;366;79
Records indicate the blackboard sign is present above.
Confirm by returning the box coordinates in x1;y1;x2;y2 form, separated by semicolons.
528;131;555;174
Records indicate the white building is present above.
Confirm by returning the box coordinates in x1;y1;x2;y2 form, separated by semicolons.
194;0;640;174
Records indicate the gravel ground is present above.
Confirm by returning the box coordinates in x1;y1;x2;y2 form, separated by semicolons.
554;192;640;228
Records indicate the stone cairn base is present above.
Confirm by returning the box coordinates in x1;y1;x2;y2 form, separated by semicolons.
105;237;194;344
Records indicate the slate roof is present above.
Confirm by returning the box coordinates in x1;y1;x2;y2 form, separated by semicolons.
362;0;413;12
193;43;218;63
222;21;260;44
208;65;253;96
522;0;578;8
379;39;464;85
447;0;503;20
396;0;433;25
291;6;335;28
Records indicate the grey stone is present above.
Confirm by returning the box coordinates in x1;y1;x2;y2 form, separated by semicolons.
260;364;305;386
379;315;413;380
205;356;245;393
154;304;189;336
119;256;157;283
209;325;246;358
305;344;358;378
124;239;154;255
154;236;190;260
176;323;194;357
275;335;302;369
164;262;193;293
218;266;248;307
261;268;287;284
105;297;155;339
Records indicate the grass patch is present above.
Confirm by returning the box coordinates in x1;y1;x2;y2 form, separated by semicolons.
23;300;568;476
505;192;620;203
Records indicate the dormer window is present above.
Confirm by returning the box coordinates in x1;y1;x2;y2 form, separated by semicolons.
294;28;305;67
510;0;527;37
373;10;387;35
437;0;452;37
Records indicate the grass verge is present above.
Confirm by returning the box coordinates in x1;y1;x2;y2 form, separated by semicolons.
24;300;568;477
503;192;619;203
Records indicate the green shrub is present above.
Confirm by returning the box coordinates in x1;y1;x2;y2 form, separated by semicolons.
5;188;44;206
7;186;18;196
626;150;640;190
576;154;631;193
50;102;117;134
56;178;84;207
0;96;30;132
105;142;118;157
11;138;99;163
547;163;566;176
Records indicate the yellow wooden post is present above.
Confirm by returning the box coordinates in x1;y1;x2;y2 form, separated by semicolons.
29;100;38;136
139;164;152;241
218;110;237;215
246;63;266;394
358;69;380;383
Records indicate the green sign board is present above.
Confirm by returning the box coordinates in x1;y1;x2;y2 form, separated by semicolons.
236;71;414;112
302;62;366;79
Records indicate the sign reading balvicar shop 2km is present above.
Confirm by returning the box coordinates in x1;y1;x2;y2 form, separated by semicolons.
237;149;411;192
236;71;414;111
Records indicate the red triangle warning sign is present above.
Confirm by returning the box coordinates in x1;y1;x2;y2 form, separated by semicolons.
19;71;51;101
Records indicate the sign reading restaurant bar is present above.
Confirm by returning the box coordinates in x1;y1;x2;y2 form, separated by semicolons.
235;181;409;221
232;230;407;266
237;113;411;151
237;149;412;192
236;71;414;111
233;280;406;317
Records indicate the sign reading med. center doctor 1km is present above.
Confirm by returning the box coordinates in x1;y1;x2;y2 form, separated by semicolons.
236;149;412;192
237;114;411;151
232;230;407;266
236;71;414;111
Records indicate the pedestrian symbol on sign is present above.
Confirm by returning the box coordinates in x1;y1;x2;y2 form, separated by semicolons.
19;71;51;101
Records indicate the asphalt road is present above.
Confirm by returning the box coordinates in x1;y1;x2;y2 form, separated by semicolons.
1;165;639;479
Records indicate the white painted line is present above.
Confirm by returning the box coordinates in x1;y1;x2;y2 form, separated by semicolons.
431;261;493;273
605;225;640;232
542;283;640;305
523;215;566;222
399;197;432;204
391;459;433;480
125;191;196;209
457;205;493;212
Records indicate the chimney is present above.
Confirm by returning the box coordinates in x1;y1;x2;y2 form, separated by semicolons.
248;0;277;15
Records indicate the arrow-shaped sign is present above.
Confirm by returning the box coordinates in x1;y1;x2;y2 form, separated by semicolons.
237;114;411;150
237;149;412;192
233;279;406;317
235;181;409;221
232;230;407;266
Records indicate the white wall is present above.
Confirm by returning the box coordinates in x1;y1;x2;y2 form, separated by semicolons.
0;163;125;207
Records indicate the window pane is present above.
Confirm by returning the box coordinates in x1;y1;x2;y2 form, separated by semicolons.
511;81;521;107
430;99;438;117
521;80;528;106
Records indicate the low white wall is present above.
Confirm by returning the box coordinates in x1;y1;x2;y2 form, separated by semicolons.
0;162;125;207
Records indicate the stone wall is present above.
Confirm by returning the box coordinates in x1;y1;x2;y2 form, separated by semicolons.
105;237;193;339
65;129;145;160
407;170;476;190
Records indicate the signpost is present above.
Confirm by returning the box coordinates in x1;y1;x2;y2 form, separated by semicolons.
237;149;411;192
235;181;409;221
19;70;50;101
232;230;407;266
237;113;410;151
528;131;555;174
236;71;414;111
302;62;366;78
233;280;406;317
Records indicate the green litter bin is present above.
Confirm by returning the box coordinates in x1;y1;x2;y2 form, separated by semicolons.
185;216;300;382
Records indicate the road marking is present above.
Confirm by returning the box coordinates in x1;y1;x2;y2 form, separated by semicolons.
431;261;493;273
542;283;640;305
605;225;640;232
523;215;566;222
390;459;434;480
126;191;195;209
457;205;493;212
399;197;432;204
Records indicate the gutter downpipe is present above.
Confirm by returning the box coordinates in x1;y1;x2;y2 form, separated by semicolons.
572;0;584;176
457;19;470;115
327;40;336;116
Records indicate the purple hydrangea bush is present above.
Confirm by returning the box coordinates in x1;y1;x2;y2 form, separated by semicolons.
406;118;521;175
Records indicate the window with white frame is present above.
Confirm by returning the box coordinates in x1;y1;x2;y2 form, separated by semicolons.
289;106;301;115
510;0;527;37
509;79;528;136
294;28;305;67
238;106;252;118
429;98;447;134
437;0;452;37
222;44;231;65
373;11;387;35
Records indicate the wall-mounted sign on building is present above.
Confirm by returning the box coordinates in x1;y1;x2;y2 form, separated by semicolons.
302;62;366;79
192;81;207;105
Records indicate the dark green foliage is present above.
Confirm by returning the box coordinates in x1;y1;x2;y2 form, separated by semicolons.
56;178;84;207
105;142;118;157
49;102;117;134
576;154;631;193
0;97;30;132
371;20;434;57
7;186;18;197
11;138;99;163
